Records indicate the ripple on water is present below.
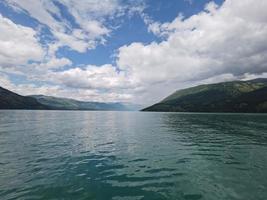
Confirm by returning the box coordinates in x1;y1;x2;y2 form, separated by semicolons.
0;111;267;200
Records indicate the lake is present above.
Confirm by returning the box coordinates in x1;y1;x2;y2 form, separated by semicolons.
0;110;267;200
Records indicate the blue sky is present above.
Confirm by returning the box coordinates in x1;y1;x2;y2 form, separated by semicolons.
0;0;266;104
0;0;223;66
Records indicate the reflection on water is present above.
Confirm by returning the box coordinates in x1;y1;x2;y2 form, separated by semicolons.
0;111;267;200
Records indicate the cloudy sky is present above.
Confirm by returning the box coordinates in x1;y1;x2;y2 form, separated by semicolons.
0;0;267;105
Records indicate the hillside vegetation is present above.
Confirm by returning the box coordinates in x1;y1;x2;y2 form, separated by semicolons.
142;79;267;113
0;87;46;109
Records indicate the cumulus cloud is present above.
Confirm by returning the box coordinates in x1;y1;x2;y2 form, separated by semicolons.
5;0;143;53
37;57;72;70
54;64;134;90
0;14;44;67
0;0;145;103
0;70;132;103
5;0;107;52
115;0;267;103
1;0;267;104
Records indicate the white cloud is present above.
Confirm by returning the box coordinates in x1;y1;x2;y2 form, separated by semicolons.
241;72;267;81
5;0;143;53
1;0;267;105
5;0;107;52
0;14;44;67
54;64;134;90
0;0;146;103
0;72;13;89
0;71;132;102
38;57;72;70
115;0;267;103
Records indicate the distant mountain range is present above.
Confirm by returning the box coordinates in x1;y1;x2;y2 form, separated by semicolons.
142;78;267;113
0;87;140;111
1;78;267;112
29;95;140;111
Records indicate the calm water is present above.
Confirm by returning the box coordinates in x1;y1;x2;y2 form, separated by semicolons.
0;111;267;200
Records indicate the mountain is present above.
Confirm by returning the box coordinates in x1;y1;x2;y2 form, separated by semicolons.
0;87;46;109
0;86;140;111
29;95;138;111
142;78;267;113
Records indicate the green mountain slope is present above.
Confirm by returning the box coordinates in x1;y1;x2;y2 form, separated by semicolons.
0;87;46;109
142;78;267;113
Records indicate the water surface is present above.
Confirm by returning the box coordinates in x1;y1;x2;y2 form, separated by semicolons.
0;111;267;200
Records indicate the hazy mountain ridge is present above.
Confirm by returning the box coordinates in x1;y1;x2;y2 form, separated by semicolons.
0;87;140;111
142;78;267;113
30;95;139;111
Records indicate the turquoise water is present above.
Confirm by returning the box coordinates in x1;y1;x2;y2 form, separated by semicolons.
0;111;267;200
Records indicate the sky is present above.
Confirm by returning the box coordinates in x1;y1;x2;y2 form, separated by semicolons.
0;0;267;106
